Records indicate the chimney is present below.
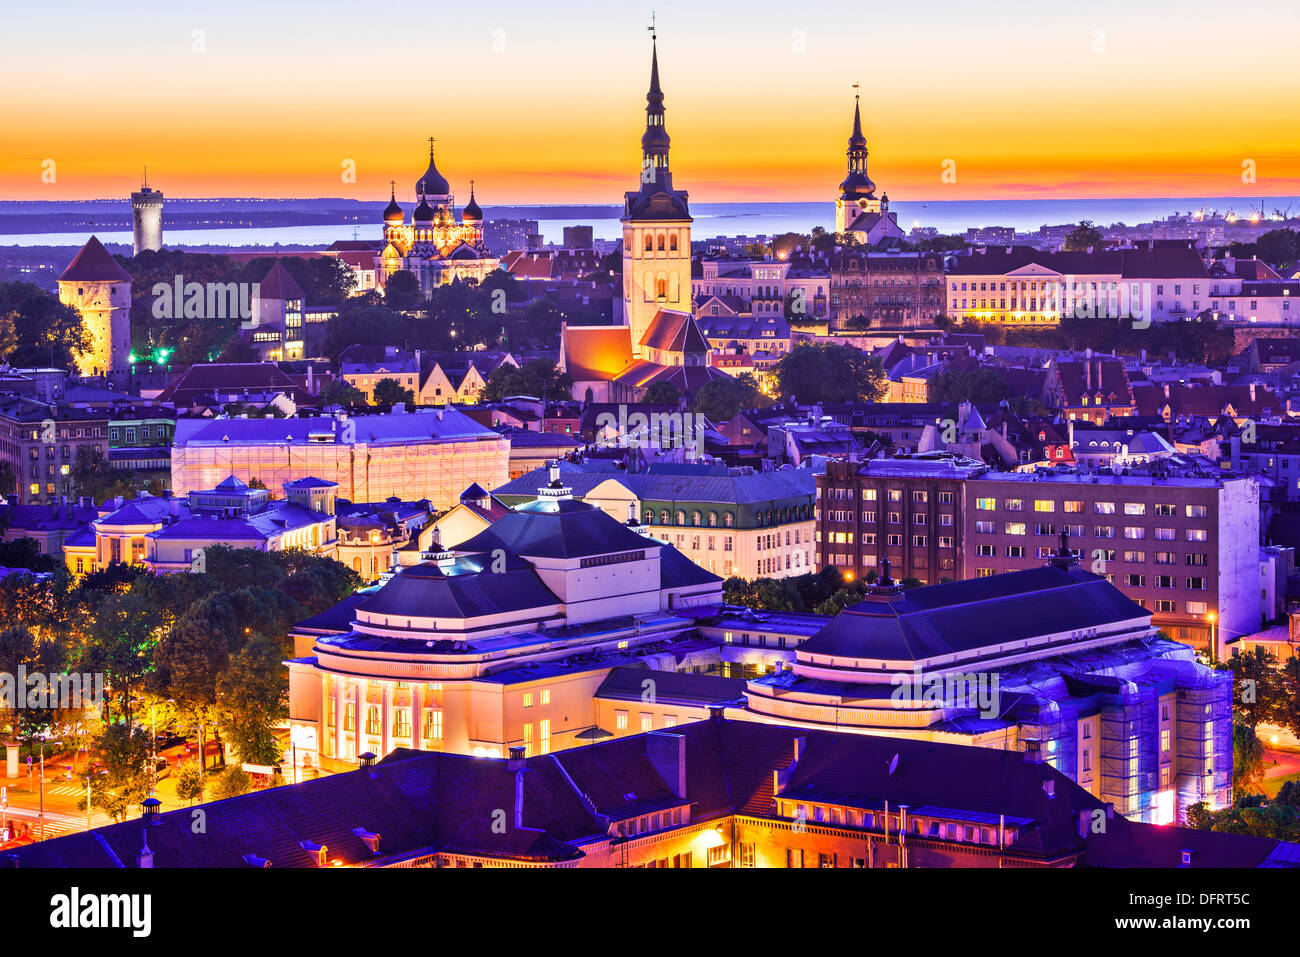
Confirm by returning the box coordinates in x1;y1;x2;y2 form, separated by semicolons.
646;731;687;799
142;796;162;825
1250;382;1257;402
507;745;527;771
1024;741;1044;764
137;829;154;869
242;854;272;867
1077;809;1093;839
706;702;727;722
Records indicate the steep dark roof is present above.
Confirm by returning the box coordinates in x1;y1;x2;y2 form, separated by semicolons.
257;261;306;300
639;309;710;354
799;565;1149;662
356;558;560;620
58;236;131;283
595;666;745;706
6;718;1293;868
456;498;655;560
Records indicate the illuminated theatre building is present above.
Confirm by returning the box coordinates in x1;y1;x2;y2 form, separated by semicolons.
737;540;1234;825
286;467;724;769
376;141;499;294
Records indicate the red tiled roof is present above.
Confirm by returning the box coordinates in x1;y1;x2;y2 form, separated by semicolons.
257;261;306;300
58;236;131;283
639;309;710;354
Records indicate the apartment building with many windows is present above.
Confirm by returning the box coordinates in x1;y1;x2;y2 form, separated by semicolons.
815;453;989;585
962;465;1258;655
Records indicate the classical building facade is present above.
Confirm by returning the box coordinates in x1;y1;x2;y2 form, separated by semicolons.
829;249;946;329
285;468;724;772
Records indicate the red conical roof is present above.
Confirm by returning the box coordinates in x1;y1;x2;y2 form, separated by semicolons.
59;235;131;283
258;261;306;300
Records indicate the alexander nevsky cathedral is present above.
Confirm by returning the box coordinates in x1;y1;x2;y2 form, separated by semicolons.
376;140;500;294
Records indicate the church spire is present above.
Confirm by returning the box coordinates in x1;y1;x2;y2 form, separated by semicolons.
641;22;671;176
839;89;875;200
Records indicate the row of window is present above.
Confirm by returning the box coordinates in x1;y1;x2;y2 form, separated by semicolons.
822;488;956;505
975;498;1206;518
974;520;1207;541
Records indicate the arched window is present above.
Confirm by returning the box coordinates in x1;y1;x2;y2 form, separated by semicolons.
675;510;686;526
660;509;670;525
353;557;362;573
644;509;655;524
691;511;702;527
723;512;734;528
669;233;678;252
707;511;718;527
645;234;653;252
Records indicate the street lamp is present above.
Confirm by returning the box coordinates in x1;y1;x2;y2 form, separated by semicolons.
1207;612;1218;662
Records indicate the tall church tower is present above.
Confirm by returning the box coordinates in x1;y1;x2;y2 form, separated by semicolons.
835;95;883;234
621;31;692;357
58;236;132;377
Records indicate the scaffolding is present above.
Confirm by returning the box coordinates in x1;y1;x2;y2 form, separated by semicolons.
1176;674;1234;813
1098;682;1158;819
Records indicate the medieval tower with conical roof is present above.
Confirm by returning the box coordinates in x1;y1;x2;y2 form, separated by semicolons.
57;235;132;377
620;31;692;357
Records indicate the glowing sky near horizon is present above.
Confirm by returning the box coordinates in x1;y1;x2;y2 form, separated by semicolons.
3;0;1298;203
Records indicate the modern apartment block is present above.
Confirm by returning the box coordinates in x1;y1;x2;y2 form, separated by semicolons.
814;454;1259;656
962;466;1259;655
815;454;989;585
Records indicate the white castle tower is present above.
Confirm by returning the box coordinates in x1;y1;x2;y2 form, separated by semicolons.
131;172;164;255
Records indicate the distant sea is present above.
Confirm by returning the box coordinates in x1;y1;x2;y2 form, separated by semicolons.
2;197;1296;249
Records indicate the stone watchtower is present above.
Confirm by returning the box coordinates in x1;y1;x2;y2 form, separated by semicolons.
58;235;132;377
131;174;164;255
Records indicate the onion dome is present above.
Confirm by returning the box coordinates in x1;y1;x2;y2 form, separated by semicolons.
462;182;483;222
839;170;876;200
416;140;451;198
413;193;435;224
383;186;404;225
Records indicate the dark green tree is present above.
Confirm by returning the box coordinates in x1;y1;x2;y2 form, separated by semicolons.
373;377;416;408
773;343;885;403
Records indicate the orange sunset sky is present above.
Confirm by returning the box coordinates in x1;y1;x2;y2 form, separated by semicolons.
3;0;1298;203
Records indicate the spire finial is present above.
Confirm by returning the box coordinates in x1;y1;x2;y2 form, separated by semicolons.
428;136;436;157
390;179;396;199
648;10;657;40
142;165;148;188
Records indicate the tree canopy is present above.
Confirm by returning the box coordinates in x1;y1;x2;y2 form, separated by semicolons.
773;343;885;403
